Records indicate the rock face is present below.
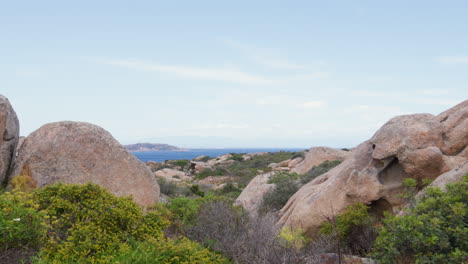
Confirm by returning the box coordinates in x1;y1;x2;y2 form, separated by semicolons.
0;95;19;184
291;147;349;174
279;101;468;235
10;122;159;206
234;172;276;214
155;168;191;181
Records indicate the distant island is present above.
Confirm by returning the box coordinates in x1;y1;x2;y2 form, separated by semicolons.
124;143;187;152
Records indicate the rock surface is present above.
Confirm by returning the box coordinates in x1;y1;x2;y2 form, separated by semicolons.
0;95;19;184
155;168;191;181
10;122;159;206
291;147;349;174
234;172;276;213
279;101;468;235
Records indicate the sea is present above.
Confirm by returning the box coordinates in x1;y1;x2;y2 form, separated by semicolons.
131;148;305;162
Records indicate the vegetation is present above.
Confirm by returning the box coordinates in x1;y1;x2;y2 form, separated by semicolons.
194;151;300;186
260;172;299;213
371;177;467;263
0;183;227;264
228;153;244;162
300;160;341;184
319;202;377;256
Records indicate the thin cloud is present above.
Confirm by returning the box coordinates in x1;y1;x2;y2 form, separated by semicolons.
98;59;276;85
224;39;306;70
301;101;326;108
435;56;468;64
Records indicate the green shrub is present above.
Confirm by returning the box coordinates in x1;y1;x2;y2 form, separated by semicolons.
371;177;468;263
195;168;228;179
113;236;229;264
174;159;190;168
291;151;305;159
32;183;166;263
158;178;179;197
300;160;341;184
229;153;244;162
260;172;299;213
189;185;205;197
319;202;376;255
0;191;47;251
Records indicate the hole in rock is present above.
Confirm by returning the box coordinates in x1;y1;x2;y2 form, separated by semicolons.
377;158;409;185
369;198;393;219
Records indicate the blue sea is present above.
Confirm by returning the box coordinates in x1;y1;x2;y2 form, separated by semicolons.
131;148;305;162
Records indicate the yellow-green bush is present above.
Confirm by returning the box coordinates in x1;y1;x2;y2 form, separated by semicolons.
113;236;229;264
0;191;46;250
278;226;310;249
9;164;37;192
2;183;227;263
31;183;170;263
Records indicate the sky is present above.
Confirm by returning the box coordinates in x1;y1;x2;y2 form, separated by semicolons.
1;1;467;148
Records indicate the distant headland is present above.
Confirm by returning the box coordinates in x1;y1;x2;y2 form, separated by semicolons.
124;143;188;152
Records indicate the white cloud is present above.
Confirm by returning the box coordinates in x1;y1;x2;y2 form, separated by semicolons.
301;101;326;108
98;59;276;85
435;56;468;64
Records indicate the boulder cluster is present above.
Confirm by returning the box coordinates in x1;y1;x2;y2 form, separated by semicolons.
277;101;468;234
0;95;159;206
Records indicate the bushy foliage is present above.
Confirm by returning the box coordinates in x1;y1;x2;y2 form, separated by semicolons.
217;182;242;199
319;202;376;256
291;151;305;159
189;185;205;197
196;151;299;186
0;191;47;251
228;153;244;162
31;183;165;263
113;236;229;264
278;226;310;249
195;167;229;179
9;164;37;192
158;178;179;197
260;172;299;213
187;200;336;264
164;195;221;228
300;160;341;184
174;159;190;168
0;182;223;264
372;178;468;263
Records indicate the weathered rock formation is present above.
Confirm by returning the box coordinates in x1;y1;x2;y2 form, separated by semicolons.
236;147;349;214
234;172;276;213
10;122;160;206
291;147;349;174
155;168;191;181
279;101;468;235
0;95;19;184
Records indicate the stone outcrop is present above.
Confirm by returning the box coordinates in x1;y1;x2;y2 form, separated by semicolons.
16;136;25;157
0;95;19;184
234;172;276;214
291;147;349;174
10;122;159;206
279;101;468;235
155;168;191;181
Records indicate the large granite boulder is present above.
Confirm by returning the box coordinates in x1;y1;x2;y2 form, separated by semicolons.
291;147;349;174
234;172;276;214
0;95;19;184
279;101;468;235
10;122;159;206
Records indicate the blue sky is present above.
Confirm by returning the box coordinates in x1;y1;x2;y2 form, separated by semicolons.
1;1;467;148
